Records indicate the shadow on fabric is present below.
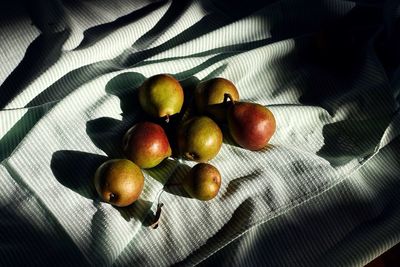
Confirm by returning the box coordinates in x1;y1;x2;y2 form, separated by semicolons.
196;138;400;267
74;0;169;50
0;206;87;266
50;150;107;200
0;0;69;109
23;0;276;108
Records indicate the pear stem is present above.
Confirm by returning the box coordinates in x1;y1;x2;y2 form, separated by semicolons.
150;203;164;229
223;93;235;105
149;189;165;229
185;152;196;161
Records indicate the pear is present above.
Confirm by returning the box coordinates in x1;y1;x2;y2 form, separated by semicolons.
123;122;172;168
138;74;184;122
177;116;223;162
195;77;239;122
94;159;144;207
182;163;221;201
226;94;276;151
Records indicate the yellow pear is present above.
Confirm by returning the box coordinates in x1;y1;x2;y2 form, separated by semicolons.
195;77;239;122
182;163;221;201
94;159;144;207
139;74;184;122
177;116;223;162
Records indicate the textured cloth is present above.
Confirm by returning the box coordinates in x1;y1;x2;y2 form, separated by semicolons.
1;0;400;266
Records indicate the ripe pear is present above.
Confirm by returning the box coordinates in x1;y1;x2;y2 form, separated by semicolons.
94;159;144;207
182;163;221;201
195;77;239;122
123;122;172;168
226;94;276;151
177;116;223;162
138;74;184;122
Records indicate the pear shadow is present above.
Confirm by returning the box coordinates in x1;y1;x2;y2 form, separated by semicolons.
115;199;153;223
178;75;200;112
317;117;391;167
255;143;276;153
221;169;264;200
163;163;192;199
144;158;179;185
142;210;158;228
86;117;126;159
86;72;147;159
222;131;250;156
105;71;147;116
50;150;108;200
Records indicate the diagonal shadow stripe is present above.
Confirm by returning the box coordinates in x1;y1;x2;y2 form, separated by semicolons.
24;11;238;108
0;31;69;109
74;0;169;50
132;0;192;50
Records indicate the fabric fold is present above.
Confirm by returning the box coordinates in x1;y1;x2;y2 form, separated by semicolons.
1;0;400;266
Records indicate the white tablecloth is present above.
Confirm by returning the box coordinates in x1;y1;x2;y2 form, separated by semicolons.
1;0;400;266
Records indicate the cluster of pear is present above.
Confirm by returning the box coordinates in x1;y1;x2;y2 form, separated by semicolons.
94;74;276;208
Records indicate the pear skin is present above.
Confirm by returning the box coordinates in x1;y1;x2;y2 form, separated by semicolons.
123;122;172;168
94;159;144;207
227;100;276;151
139;74;184;121
177;116;223;162
182;163;221;201
195;77;239;122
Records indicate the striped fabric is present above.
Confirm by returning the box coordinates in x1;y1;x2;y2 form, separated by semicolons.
1;0;399;266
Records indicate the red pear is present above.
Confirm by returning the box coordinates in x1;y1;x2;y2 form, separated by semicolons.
226;94;276;151
123;122;172;168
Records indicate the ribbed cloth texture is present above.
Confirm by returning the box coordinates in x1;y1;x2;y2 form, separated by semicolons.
1;0;400;266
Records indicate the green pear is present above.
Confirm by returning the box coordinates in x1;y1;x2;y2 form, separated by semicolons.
94;159;144;207
139;74;184;122
195;77;239;122
177;116;223;162
123;122;172;168
182;163;221;201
